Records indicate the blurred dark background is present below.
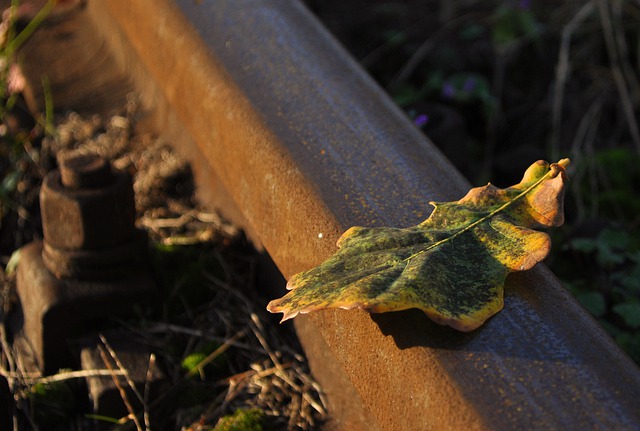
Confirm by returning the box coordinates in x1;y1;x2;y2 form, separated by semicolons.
304;0;640;362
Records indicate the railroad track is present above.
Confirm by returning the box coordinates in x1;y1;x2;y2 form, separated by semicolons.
16;1;640;429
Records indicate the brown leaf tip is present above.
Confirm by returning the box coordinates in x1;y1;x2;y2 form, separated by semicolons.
550;158;570;178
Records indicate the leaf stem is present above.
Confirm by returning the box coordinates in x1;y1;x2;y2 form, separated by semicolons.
404;160;569;262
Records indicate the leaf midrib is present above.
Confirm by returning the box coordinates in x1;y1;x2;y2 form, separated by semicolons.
403;163;563;263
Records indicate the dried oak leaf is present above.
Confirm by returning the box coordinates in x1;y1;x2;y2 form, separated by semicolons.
268;159;569;331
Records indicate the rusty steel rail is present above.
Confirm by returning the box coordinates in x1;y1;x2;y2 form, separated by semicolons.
31;0;640;429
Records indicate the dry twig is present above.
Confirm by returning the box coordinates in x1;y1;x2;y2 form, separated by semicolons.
550;1;595;161
98;336;144;431
597;0;640;152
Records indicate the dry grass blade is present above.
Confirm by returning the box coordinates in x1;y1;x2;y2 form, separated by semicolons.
250;314;326;417
99;334;145;404
569;99;603;220
250;314;298;391
0;327;18;381
143;354;155;431
225;362;293;386
186;330;246;378
145;322;257;351
0;368;125;384
597;0;640;153
550;0;595;161
98;344;143;431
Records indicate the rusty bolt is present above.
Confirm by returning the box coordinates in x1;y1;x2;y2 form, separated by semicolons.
40;153;136;251
59;153;113;189
39;152;147;279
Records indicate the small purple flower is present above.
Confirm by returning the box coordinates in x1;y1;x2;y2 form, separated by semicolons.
442;82;456;99
462;77;477;93
518;0;531;9
414;114;429;127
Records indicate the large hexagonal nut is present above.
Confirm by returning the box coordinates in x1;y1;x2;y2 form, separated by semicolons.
40;155;136;251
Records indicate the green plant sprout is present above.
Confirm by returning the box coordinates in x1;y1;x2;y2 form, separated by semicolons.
214;408;264;431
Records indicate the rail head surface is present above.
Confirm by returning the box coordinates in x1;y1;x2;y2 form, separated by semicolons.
93;1;640;429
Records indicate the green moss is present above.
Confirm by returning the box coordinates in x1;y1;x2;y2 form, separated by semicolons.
214;408;264;431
